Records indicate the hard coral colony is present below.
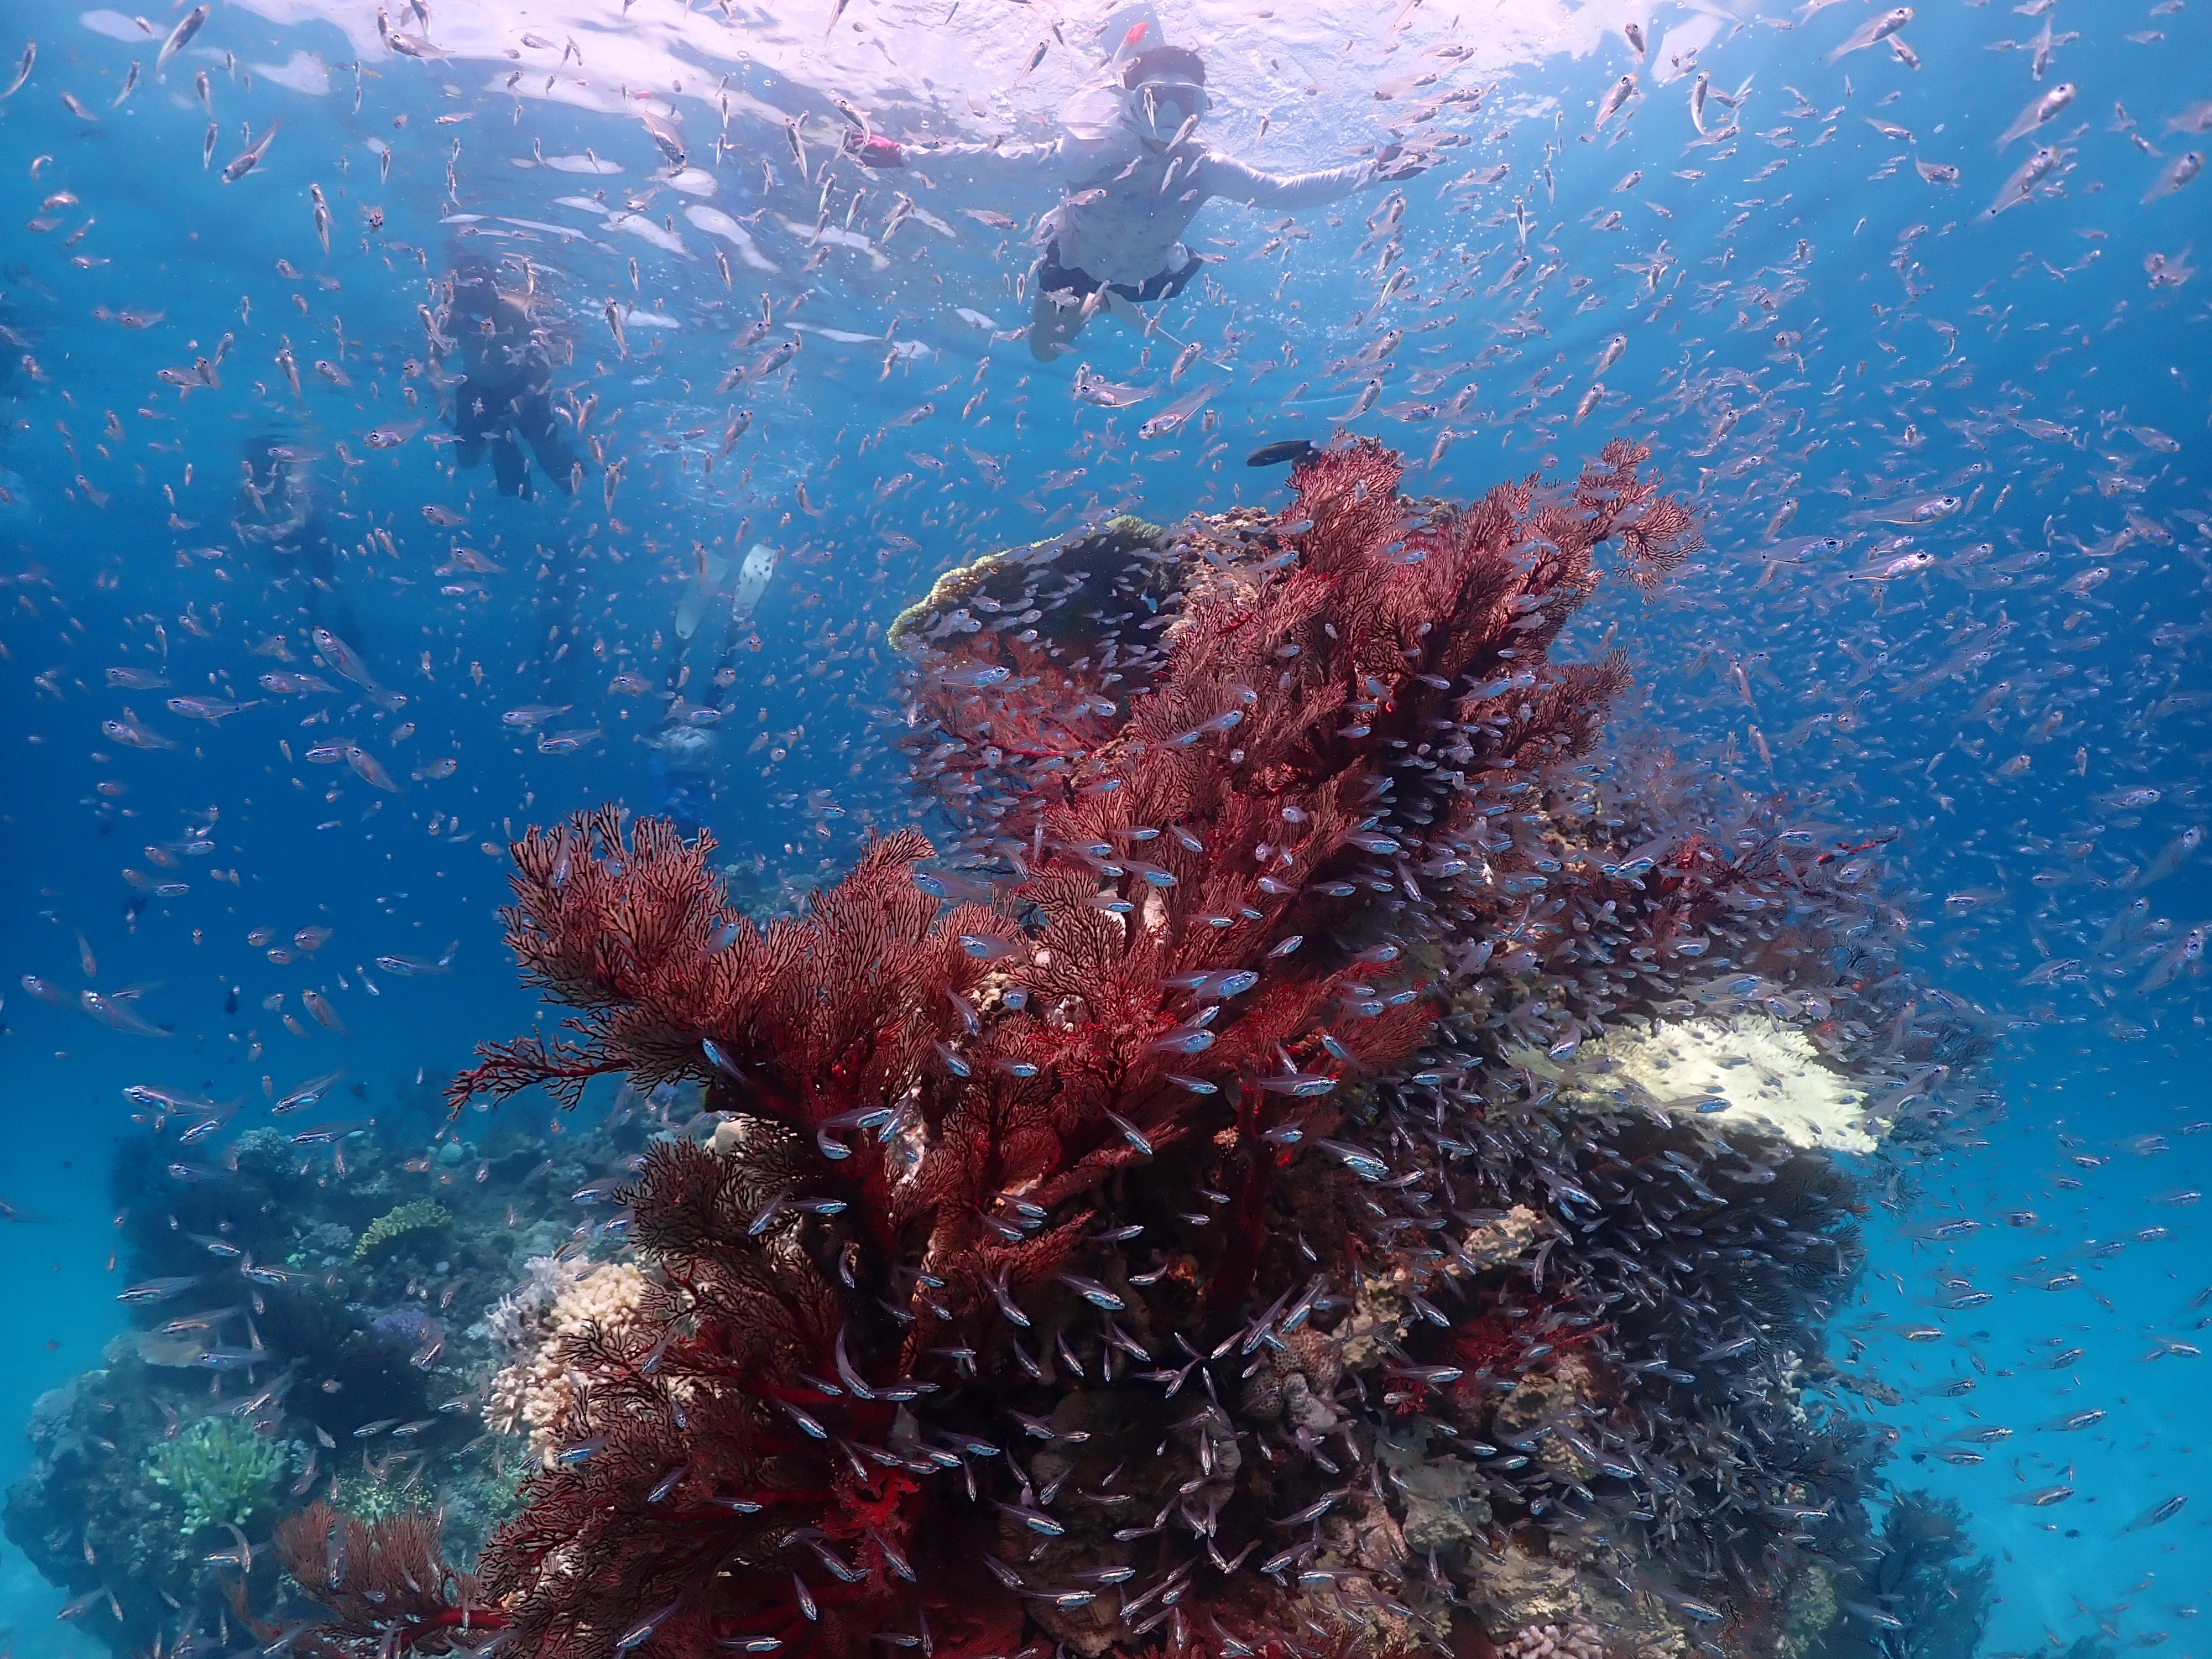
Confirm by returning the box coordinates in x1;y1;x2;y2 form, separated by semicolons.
283;440;1937;1659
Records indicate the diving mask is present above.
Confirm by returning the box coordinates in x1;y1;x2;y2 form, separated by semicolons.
1123;78;1211;143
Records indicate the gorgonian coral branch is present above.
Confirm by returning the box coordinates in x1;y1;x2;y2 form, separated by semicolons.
274;1505;498;1658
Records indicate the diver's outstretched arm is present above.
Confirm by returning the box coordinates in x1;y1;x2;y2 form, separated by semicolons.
1198;149;1418;210
848;131;1081;192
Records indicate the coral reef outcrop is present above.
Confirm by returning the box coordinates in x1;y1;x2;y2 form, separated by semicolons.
3;1071;663;1656
10;437;2004;1659
262;437;1968;1659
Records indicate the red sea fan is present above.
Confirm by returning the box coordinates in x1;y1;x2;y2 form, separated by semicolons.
361;437;1730;1659
272;1505;495;1657
904;436;1693;873
452;811;1008;1140
466;1130;1037;1659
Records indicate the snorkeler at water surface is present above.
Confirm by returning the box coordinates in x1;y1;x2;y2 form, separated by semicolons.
845;34;1429;361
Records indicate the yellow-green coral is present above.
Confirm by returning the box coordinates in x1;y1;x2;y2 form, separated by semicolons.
332;1465;438;1525
145;1417;286;1533
354;1199;452;1259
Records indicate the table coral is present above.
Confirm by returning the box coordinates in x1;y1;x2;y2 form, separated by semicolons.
1582;1015;1876;1154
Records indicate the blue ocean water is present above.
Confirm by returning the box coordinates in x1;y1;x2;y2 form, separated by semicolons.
0;0;2206;1655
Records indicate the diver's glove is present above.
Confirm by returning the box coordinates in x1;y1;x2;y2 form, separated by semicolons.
846;134;904;168
1372;143;1429;181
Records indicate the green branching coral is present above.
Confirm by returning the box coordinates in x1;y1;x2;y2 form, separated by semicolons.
144;1417;286;1533
354;1199;452;1259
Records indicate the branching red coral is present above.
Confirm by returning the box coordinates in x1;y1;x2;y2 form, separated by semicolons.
342;436;1866;1659
274;1504;497;1657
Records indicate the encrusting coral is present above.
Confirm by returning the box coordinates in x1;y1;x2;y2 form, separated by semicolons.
354;1199;454;1260
274;437;1954;1659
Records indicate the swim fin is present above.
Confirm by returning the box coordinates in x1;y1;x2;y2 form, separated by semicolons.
1101;289;1149;332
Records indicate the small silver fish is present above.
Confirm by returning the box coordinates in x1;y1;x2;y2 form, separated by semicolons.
1827;6;1912;65
222;123;279;185
0;42;33;102
1981;145;2064;218
1999;82;2075;147
165;695;258;721
2121;1494;2187;1532
2143;149;2204;206
1595;73;1636;130
101;708;175;750
1846;550;1936;582
1072;365;1152;409
156;7;207;81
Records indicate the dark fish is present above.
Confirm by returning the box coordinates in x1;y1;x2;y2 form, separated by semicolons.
1246;439;1319;468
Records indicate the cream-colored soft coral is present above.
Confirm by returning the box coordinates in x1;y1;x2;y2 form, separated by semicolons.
486;1260;651;1466
1501;1623;1607;1659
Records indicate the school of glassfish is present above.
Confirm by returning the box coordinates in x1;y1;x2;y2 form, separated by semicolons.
0;0;2207;1657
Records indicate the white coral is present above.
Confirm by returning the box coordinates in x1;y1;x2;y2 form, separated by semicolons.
1501;1622;1606;1659
1583;1015;1876;1154
485;1260;651;1466
482;1253;584;1354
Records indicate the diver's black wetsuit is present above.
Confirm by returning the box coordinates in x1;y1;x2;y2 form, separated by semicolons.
435;259;591;710
234;439;364;644
444;262;581;500
650;594;760;839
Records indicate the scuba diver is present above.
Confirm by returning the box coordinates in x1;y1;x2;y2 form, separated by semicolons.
434;251;594;703
645;540;781;840
233;436;364;643
439;253;582;500
844;30;1429;360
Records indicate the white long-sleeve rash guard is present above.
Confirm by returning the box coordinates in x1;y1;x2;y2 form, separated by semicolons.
904;125;1386;289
